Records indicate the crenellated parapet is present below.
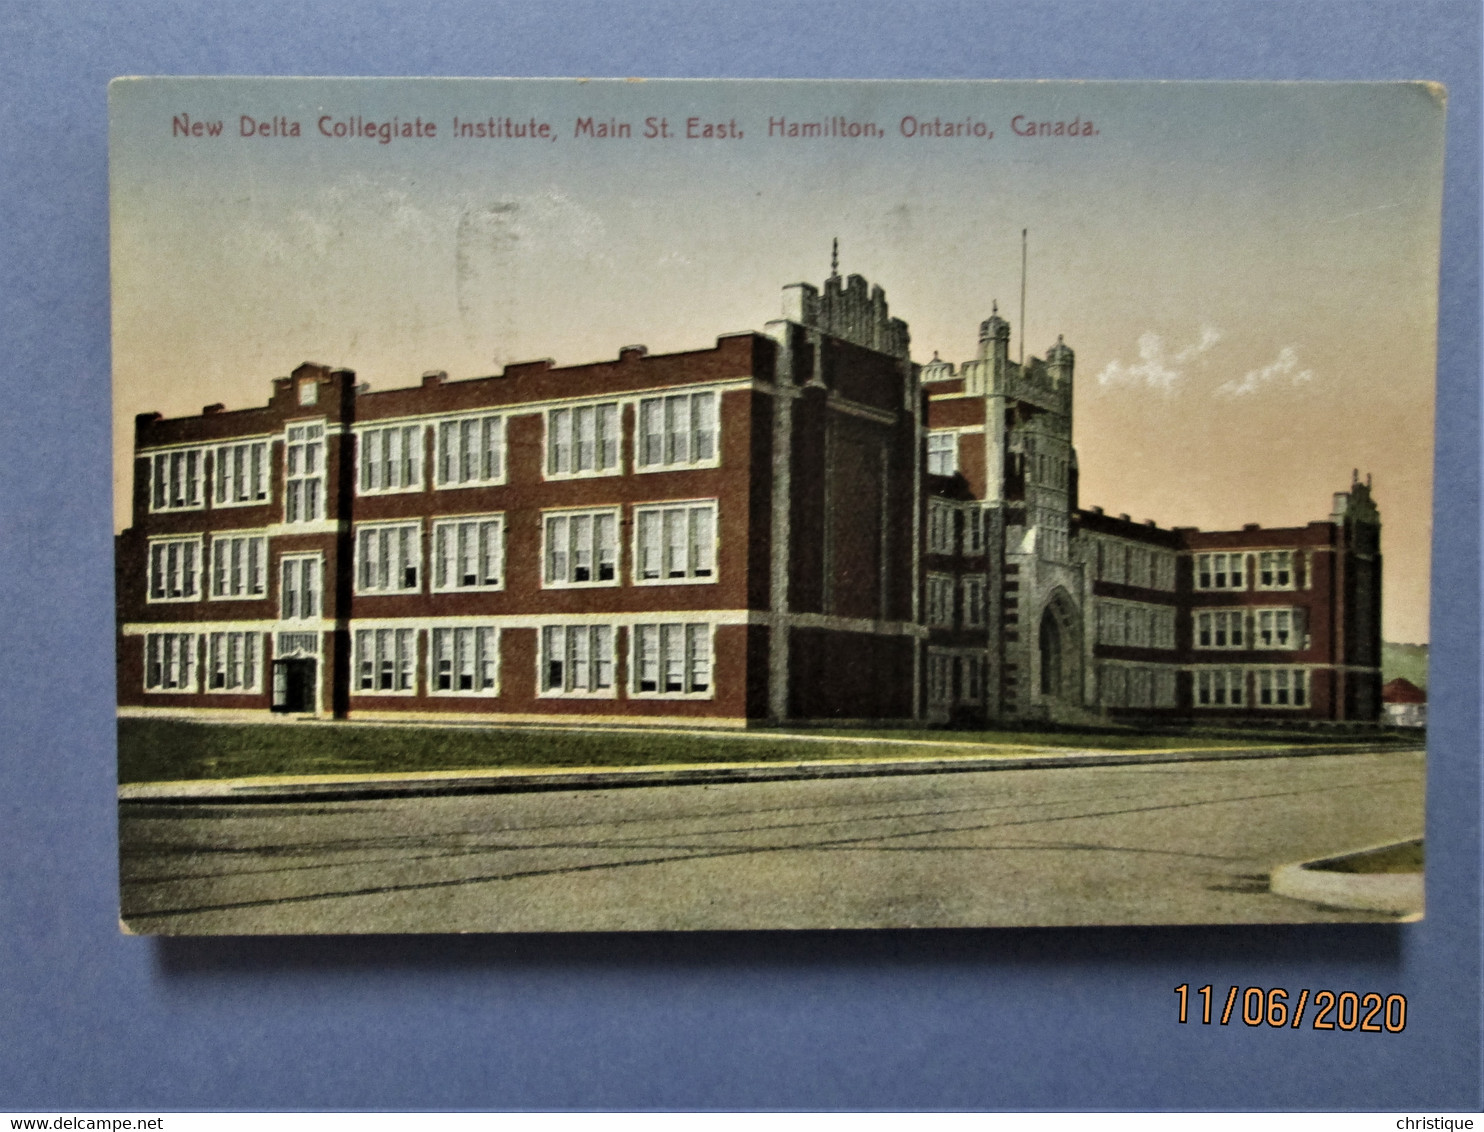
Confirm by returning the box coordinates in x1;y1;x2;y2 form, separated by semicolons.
780;271;911;359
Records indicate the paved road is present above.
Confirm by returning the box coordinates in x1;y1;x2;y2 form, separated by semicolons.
120;749;1424;933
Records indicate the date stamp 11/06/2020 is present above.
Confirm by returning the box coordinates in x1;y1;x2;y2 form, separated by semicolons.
1175;985;1407;1032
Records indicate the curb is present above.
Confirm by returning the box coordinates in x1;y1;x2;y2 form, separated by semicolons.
1270;844;1424;918
118;740;1418;804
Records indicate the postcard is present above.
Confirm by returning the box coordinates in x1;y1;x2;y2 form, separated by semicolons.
110;78;1443;933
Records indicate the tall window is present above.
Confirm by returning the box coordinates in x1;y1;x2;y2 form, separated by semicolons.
1195;552;1245;591
965;507;985;554
213;441;270;506
149;448;205;512
147;537;202;602
927;500;956;555
355;628;418;693
544;509;618;586
209;534;267;599
431;626;499;694
962;577;986;628
1195;668;1245;707
633;623;711;695
355;523;422;594
206;632;260;692
359;425;423;493
634;502;716;583
637;391;718;470
280;555;320;620
283;423;325;523
927;432;957;476
1258;551;1295;589
547;404;618;477
926;652;952;705
1257;667;1308;707
436;415;504;487
926;574;955;627
541;625;615;695
432;516;503;591
145;633;197;692
1195;610;1245;649
1256;609;1298;648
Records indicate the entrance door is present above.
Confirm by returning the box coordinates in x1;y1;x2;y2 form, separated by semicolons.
272;658;317;713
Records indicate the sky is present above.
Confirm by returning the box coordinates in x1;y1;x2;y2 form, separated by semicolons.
110;78;1445;642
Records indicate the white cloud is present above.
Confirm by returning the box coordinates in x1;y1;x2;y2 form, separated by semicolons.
1216;345;1315;397
1095;326;1222;392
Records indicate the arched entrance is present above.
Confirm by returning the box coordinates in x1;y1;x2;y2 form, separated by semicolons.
1037;588;1083;707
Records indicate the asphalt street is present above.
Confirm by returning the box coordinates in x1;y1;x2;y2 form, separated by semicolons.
119;749;1425;932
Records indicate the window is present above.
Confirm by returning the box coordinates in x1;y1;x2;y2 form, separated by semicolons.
432;517;504;591
1195;668;1246;707
147;537;202;602
634;502;717;583
354;628;418;694
962;577;986;628
926;652;952;705
1195;552;1246;591
927;500;956;555
637;392;718;470
1102;664;1127;707
209;534;267;599
284;423;325;523
541;625;615;695
926;574;955;627
145;633;196;692
965;507;985;554
1256;609;1299;649
544;509;618;586
280;555;320;620
1154;669;1177;708
546;404;618;478
355;523;421;594
927;432;957;476
149;448;205;512
1195;610;1245;650
1258;551;1294;590
436;415;505;487
206;632;260;692
960;654;983;703
213;441;270;506
359;425;424;493
633;623;712;695
431;626;499;694
1257;667;1308;707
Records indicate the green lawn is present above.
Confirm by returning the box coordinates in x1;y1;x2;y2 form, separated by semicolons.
116;717;1406;784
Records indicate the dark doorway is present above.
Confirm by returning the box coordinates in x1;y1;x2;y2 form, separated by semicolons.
1039;608;1062;697
272;658;317;713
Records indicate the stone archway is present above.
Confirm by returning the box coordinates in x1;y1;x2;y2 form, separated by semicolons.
1037;587;1083;706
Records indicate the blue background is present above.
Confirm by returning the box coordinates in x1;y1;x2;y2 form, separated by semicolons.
0;0;1478;1111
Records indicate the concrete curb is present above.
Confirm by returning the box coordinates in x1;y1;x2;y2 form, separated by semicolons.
118;740;1418;804
1270;844;1424;918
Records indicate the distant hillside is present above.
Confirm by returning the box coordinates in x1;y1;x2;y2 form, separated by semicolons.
1382;642;1429;690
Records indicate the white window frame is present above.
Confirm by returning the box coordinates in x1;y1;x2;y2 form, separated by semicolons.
1194;609;1246;650
545;403;620;479
927;431;957;477
279;553;322;621
965;506;985;554
926;573;956;628
353;628;420;696
1257;667;1309;708
1257;551;1296;590
147;536;204;603
962;576;987;628
429;625;500;696
209;532;268;600
926;651;953;706
283;421;326;524
144;632;198;693
435;414;506;489
960;653;984;704
636;390;720;472
148;447;207;513
1194;552;1246;592
212;440;271;508
1194;668;1246;708
431;515;505;593
358;424;425;495
631;622;714;698
354;522;423;595
1255;608;1302;649
539;624;617;697
633;500;718;585
542;507;620;588
927;499;956;555
205;631;262;693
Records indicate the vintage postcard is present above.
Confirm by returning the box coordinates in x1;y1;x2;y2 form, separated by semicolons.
111;78;1442;933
